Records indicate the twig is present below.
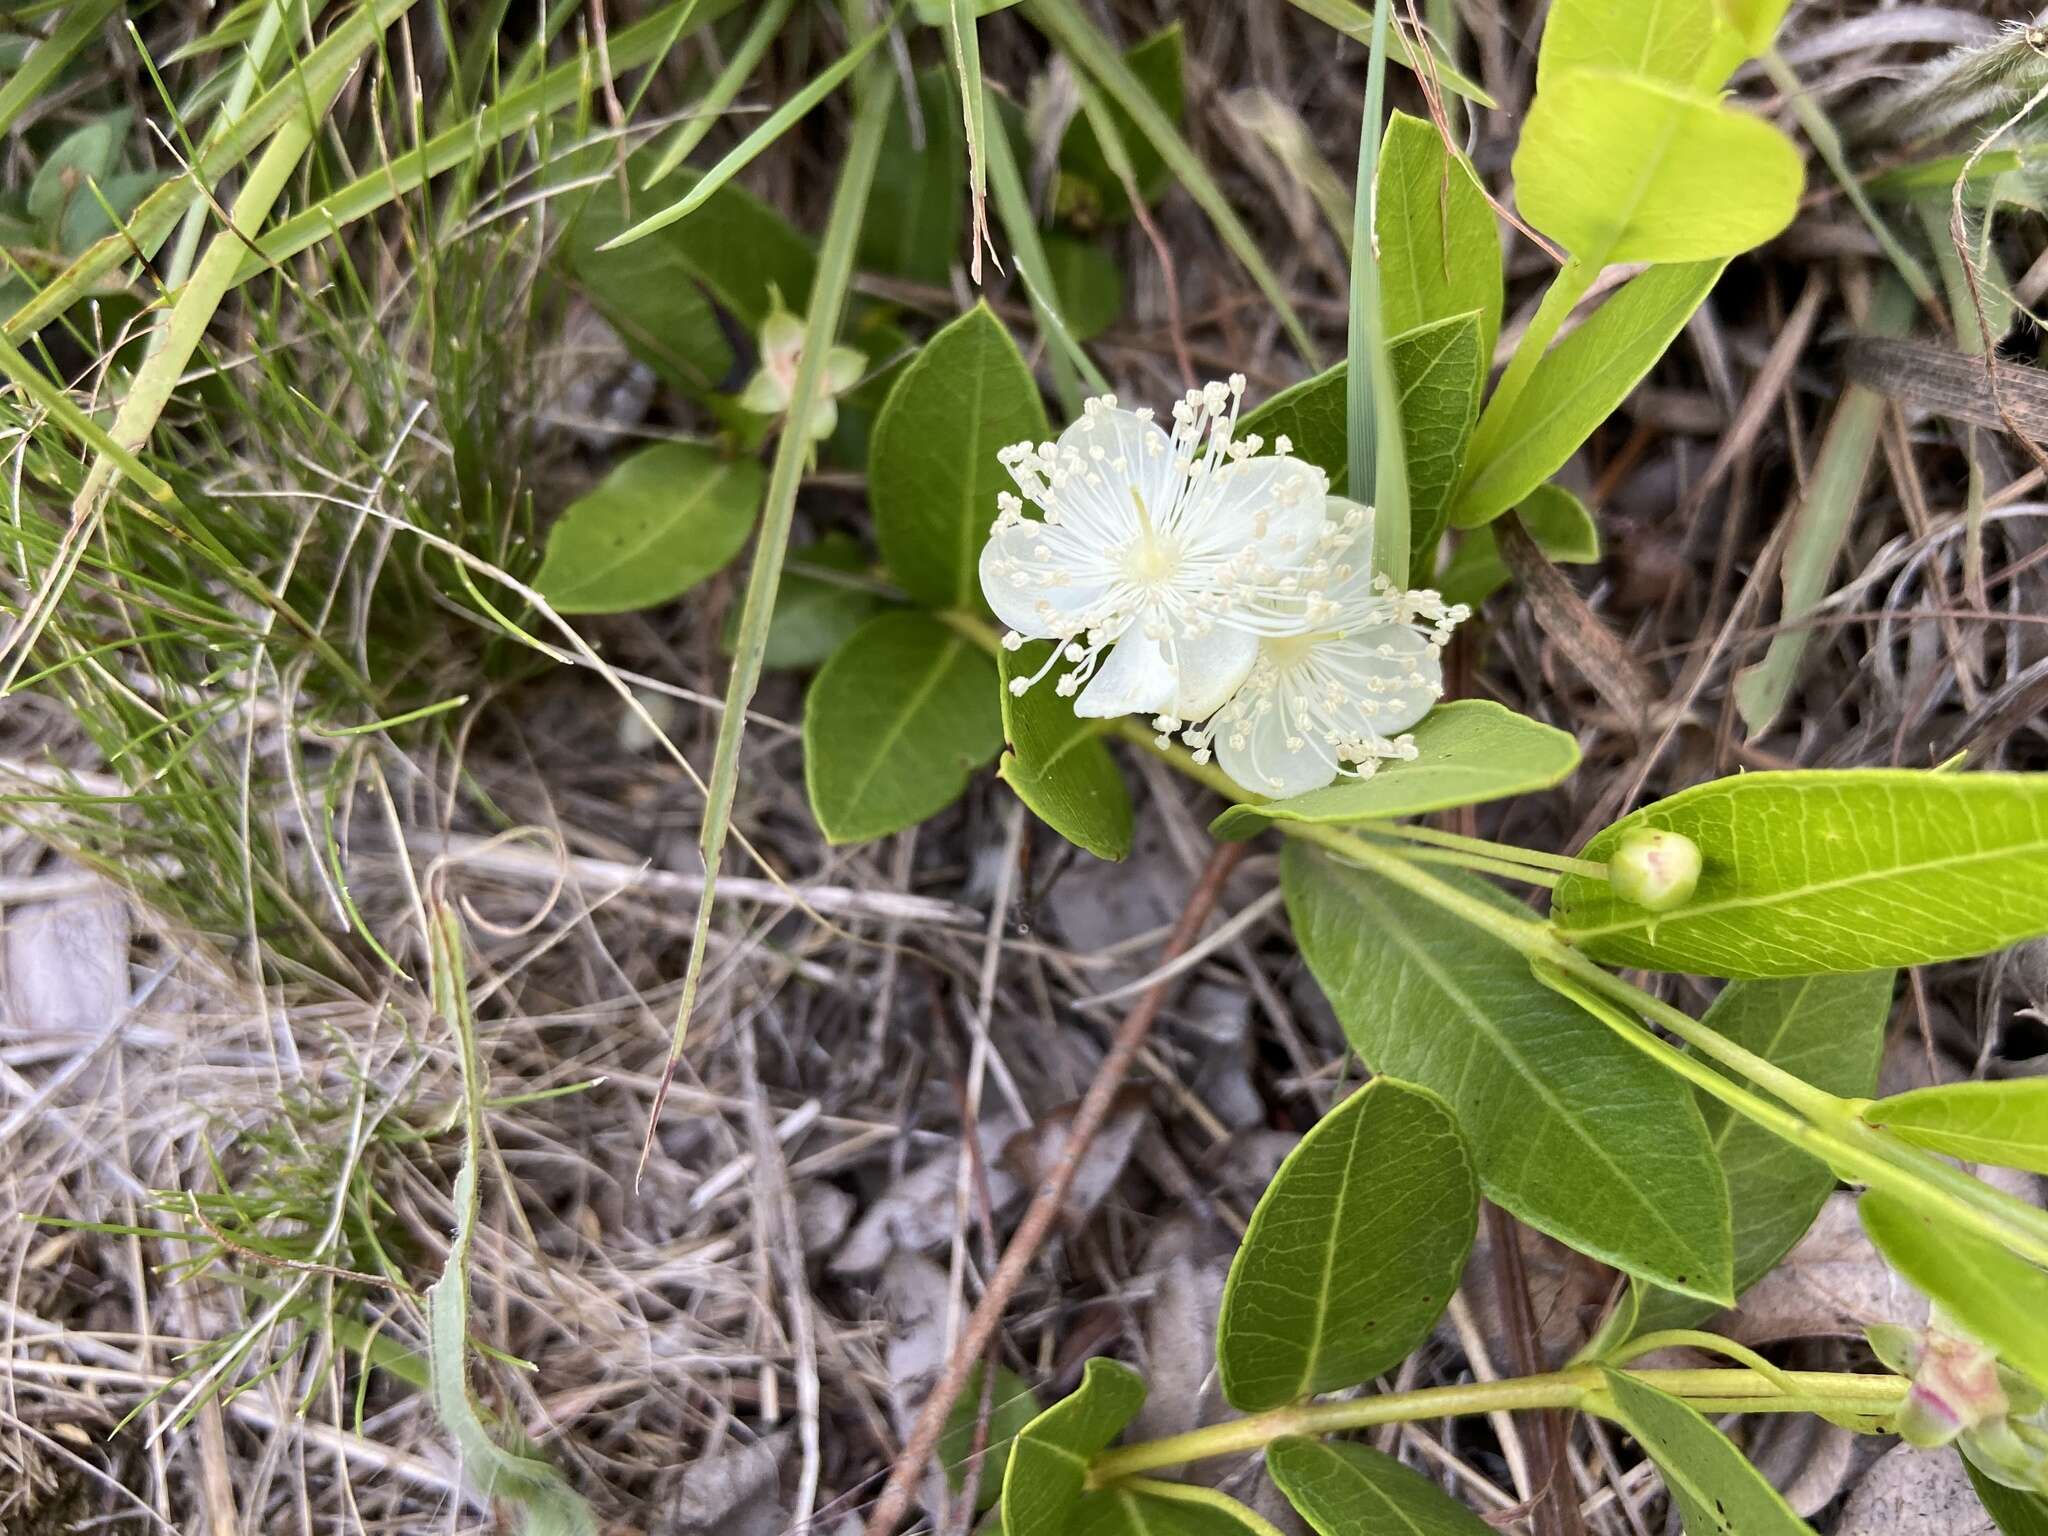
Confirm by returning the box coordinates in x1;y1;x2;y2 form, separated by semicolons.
860;840;1250;1535
1482;1203;1586;1536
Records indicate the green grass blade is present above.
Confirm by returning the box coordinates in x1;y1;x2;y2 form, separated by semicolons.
601;4;903;250
981;107;1099;416
643;62;899;1174
1024;0;1320;365
1287;0;1497;109
0;0;122;138
4;0;423;339
1349;0;1408;579
947;0;992;274
639;0;793;188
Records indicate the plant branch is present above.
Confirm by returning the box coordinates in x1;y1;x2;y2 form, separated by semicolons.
860;840;1251;1536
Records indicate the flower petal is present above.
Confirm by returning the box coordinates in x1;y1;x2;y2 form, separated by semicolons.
1075;627;1177;718
1170;623;1258;720
1053;404;1176;528
1322;624;1443;738
1182;452;1328;567
978;523;1116;638
1215;691;1340;797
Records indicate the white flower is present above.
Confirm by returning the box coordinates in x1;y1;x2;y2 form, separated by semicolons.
739;293;865;441
978;377;1329;722
1191;499;1466;798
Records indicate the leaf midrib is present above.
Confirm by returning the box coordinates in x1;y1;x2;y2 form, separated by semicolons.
551;458;734;603
835;634;967;821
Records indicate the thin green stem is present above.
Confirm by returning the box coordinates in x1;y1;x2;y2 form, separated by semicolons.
1466;256;1597;478
1352;836;1563;888
1089;1366;1904;1482
1365;820;1609;878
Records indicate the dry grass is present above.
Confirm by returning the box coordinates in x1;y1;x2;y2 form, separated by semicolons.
2;3;2044;1534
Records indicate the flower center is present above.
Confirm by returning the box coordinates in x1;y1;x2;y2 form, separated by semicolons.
1264;633;1333;669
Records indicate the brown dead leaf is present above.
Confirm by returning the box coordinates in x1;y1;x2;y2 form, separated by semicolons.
1001;1086;1148;1225
1725;1194;1927;1346
830;1114;1023;1276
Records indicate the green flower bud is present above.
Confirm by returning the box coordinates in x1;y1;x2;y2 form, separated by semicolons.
1608;828;1702;912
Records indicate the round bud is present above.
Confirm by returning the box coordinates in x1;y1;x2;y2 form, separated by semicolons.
1608;828;1702;913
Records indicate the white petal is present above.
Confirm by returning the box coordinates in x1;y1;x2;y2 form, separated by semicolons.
1170;624;1258;720
978;523;1115;638
1320;496;1381;610
1186;453;1328;564
1321;625;1443;738
1055;405;1176;523
1075;628;1177;718
1216;693;1340;798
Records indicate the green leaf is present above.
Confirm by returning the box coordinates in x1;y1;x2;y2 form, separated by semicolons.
1212;701;1579;839
1536;0;1726;92
1070;1485;1283;1535
1438;485;1602;609
1968;1462;2048;1536
1217;1078;1476;1411
1550;770;2048;978
534;443;762;614
1377;112;1503;368
1044;233;1124;341
804;611;1003;843
58;169;159;255
999;641;1132;861
860;66;965;283
1240;364;1348;489
1597;1369;1816;1535
942;1363;1040;1511
1001;1357;1147;1536
1715;0;1795;59
1057;23;1183;223
27;111;128;228
1514;71;1802;268
1453;261;1725;527
1267;1437;1492;1535
1632;972;1894;1336
1861;1193;2048;1392
721;533;892;670
1282;846;1734;1302
1864;1081;2048;1177
871;303;1049;610
1391;313;1484;586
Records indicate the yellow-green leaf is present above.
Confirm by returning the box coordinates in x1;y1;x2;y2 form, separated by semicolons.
1597;1369;1817;1534
1861;1193;2048;1392
1551;771;2048;978
1217;1079;1476;1411
1001;1357;1146;1536
1536;0;1725;92
1268;1437;1491;1535
1377;112;1502;369
1864;1080;2048;1178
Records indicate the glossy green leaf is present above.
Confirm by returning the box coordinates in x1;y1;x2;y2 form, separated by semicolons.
1044;233;1124;341
1864;1081;2048;1177
1632;972;1894;1335
535;443;761;614
941;1363;1040;1511
998;642;1132;861
860;66;964;283
1514;71;1802;268
1267;1437;1491;1535
1001;1357;1146;1536
871;304;1049;610
1240;364;1347;489
1283;847;1734;1302
1453;260;1725;527
803;612;1003;843
1437;485;1601;610
1968;1461;2048;1536
1536;0;1725;92
1861;1193;2048;1392
1218;1079;1476;1411
27;111;128;228
1211;701;1580;839
1597;1369;1816;1534
1551;771;2048;978
1377;112;1503;370
723;533;893;670
1391;314;1484;585
1057;23;1183;223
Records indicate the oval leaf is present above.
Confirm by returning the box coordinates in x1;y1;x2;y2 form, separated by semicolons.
535;442;761;614
1212;701;1580;838
871;303;1049;610
999;641;1133;860
1217;1078;1477;1412
1536;0;1726;92
1598;1368;1818;1534
1001;1357;1146;1536
1453;260;1725;528
1515;70;1802;267
1863;1081;2048;1177
1631;971;1894;1336
1861;1192;2048;1391
1072;1484;1289;1535
1283;845;1734;1303
942;1363;1040;1511
1378;111;1502;369
803;612;1003;844
1550;770;2048;978
1267;1437;1491;1535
